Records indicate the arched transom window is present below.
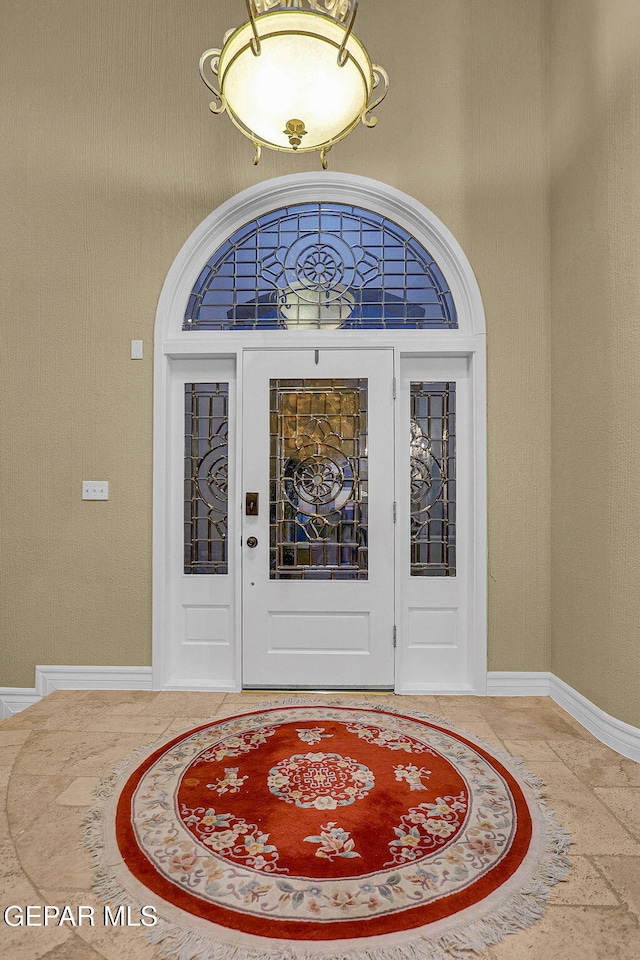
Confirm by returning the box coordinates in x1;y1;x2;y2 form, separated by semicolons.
183;203;458;331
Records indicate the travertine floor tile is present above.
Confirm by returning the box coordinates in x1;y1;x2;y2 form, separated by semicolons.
64;714;171;735
595;856;640;921
436;695;487;709
12;693;75;715
9;774;81;821
43;690;86;702
78;690;157;704
0;809;10;837
39;936;107;959
548;855;619;905
108;700;158;716
213;700;282;719
484;696;553;710
138;691;227;715
444;719;506;750
0;742;26;768
434;698;489;721
0;743;27;791
13;806;94;891
74;923;158;960
486;904;640;959
548;700;598;734
11;731;155;778
55;776;101;806
550;741;640;788
0;711;49;730
479;703;579;740
0;728;33;747
526;762;640;854
502;739;561;762
163;716;221;736
39;705;171;735
40;890;159;960
593;787;640;840
0;899;73;959
0;836;30;884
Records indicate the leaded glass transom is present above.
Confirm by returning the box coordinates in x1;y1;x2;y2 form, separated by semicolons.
184;383;229;574
411;382;456;576
184;204;458;330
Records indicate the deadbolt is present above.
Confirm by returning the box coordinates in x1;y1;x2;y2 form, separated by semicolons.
246;536;258;548
245;492;259;516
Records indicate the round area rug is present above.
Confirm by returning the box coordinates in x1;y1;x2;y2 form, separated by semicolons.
85;701;571;960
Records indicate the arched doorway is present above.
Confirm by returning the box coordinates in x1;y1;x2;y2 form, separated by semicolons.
153;173;486;694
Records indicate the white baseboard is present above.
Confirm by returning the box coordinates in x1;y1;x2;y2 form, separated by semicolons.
486;671;554;697
34;665;153;696
161;681;239;692
0;688;40;719
1;667;639;762
549;674;640;763
0;666;153;718
487;671;640;763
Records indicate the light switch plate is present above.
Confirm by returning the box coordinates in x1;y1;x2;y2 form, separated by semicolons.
130;340;143;359
82;481;109;500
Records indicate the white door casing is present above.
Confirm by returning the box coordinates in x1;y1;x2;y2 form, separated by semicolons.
242;348;395;689
153;172;487;694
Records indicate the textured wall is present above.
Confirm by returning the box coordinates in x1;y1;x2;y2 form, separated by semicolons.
550;0;640;726
0;0;551;688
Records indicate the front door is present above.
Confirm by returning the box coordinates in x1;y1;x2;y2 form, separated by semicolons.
241;349;395;688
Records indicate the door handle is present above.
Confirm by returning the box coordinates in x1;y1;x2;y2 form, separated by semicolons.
246;536;258;548
245;492;259;516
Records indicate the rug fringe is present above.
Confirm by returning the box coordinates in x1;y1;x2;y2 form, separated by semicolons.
82;697;572;960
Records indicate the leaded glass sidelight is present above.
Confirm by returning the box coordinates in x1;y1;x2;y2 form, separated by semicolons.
184;383;229;574
270;380;368;579
410;382;456;576
183;203;458;330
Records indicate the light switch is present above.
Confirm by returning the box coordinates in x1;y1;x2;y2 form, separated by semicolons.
130;340;143;360
82;481;109;500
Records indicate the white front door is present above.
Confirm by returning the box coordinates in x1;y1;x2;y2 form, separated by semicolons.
241;349;395;688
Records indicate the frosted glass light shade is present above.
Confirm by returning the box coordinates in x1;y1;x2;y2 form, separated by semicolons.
218;11;374;154
280;282;356;328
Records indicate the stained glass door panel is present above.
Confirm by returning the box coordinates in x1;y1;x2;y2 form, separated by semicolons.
410;382;456;576
270;379;368;580
242;350;395;689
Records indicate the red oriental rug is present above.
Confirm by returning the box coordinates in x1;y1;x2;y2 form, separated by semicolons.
85;700;571;960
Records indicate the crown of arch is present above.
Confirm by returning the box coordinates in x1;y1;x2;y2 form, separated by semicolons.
155;173;485;343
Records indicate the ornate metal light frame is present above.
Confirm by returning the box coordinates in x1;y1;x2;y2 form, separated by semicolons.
199;0;389;168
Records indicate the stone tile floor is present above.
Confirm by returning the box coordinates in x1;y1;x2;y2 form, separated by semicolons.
1;690;639;959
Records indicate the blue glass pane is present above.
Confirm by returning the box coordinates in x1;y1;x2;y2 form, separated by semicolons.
183;203;458;330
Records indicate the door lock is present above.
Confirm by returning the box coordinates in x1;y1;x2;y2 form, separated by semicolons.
246;536;258;548
245;492;259;516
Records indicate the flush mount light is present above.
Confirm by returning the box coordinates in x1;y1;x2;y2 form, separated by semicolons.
199;0;389;168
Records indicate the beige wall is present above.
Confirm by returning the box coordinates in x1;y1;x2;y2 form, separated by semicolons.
550;0;640;726
0;1;552;688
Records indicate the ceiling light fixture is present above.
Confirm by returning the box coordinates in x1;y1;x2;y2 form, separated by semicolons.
199;0;388;168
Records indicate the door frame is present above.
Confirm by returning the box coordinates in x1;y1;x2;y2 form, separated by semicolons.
153;172;487;694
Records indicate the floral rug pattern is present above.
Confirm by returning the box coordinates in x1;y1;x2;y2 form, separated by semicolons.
116;705;533;929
